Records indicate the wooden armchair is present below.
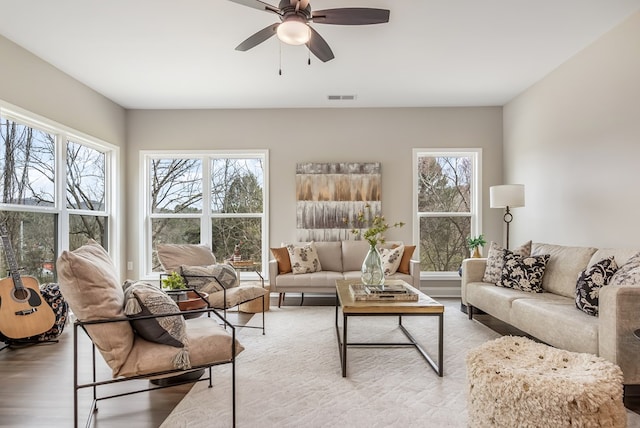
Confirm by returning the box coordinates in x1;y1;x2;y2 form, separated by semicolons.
57;241;243;428
157;243;267;334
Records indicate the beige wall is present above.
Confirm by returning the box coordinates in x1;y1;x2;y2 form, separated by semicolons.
503;11;640;249
0;35;127;274
126;107;504;293
0;35;125;145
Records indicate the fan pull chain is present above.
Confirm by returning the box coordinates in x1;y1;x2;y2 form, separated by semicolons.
308;47;311;65
279;43;283;76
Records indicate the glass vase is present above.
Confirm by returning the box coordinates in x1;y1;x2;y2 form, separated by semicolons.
361;244;385;286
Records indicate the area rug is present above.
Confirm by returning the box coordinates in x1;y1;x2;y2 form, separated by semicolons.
161;300;640;428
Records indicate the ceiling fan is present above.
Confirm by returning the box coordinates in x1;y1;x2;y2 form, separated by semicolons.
228;0;390;62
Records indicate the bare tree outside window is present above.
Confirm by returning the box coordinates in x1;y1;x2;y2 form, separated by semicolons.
67;141;108;250
151;158;203;214
1;115;113;281
148;155;265;272
66;141;105;210
1;118;55;206
416;154;476;272
149;158;203;270
211;158;263;261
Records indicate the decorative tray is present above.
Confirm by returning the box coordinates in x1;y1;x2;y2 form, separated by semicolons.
349;283;419;301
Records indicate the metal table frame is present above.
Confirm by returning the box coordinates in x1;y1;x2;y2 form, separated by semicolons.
334;285;444;378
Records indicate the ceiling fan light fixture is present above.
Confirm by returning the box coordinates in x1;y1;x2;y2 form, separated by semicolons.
277;17;311;45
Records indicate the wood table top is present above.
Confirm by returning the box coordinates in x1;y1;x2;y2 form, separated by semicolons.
336;279;444;315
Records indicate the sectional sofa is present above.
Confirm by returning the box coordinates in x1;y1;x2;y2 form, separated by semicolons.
462;242;640;385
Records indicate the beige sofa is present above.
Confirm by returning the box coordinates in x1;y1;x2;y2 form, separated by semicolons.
269;241;420;302
462;242;640;385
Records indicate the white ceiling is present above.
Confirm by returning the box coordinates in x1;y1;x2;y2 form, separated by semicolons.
0;0;639;109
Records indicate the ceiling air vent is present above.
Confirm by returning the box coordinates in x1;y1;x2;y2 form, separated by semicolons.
328;95;357;101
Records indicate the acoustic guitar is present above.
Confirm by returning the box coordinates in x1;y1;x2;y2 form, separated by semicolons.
0;222;56;339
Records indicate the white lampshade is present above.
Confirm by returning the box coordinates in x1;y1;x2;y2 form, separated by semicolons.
490;184;525;208
277;18;311;45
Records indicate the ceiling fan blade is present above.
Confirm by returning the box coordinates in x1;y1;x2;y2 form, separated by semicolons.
312;8;390;25
227;0;280;15
306;27;334;62
235;23;280;51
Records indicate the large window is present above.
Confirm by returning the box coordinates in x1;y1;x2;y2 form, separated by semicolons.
0;104;116;283
413;149;481;277
144;151;268;278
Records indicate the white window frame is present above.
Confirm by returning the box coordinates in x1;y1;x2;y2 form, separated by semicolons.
412;148;482;280
140;149;269;280
0;99;119;271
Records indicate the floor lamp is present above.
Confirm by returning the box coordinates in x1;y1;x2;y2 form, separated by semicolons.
490;184;525;249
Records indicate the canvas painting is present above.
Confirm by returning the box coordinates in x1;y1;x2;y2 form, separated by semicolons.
296;162;381;242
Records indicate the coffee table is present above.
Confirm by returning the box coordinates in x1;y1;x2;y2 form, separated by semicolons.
335;279;444;377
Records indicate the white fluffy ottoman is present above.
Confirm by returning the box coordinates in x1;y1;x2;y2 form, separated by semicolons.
466;336;626;428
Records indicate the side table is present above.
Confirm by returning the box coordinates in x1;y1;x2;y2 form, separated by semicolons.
228;261;270;313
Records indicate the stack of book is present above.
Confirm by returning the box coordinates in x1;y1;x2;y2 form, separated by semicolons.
349;282;419;301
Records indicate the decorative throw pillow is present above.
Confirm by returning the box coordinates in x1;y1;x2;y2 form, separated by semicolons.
123;281;190;369
483;240;532;284
381;245;404;276
392;244;415;275
270;247;292;274
180;264;239;293
498;252;550;293
286;242;322;274
575;256;618;317
609;252;640;286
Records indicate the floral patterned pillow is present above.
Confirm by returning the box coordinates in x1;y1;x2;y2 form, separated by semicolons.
287;242;322;274
609;252;640;286
498;251;550;293
575;256;618;317
483;240;532;284
381;245;404;276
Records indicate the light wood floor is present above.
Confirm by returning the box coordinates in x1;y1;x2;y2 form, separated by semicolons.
1;296;638;427
0;306;260;428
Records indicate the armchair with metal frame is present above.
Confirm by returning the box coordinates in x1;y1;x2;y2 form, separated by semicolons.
157;243;267;335
56;241;243;428
72;297;240;428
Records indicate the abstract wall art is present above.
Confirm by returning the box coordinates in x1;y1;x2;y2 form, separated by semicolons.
295;162;381;242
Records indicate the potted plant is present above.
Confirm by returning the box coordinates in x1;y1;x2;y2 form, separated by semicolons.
467;234;487;258
161;271;188;301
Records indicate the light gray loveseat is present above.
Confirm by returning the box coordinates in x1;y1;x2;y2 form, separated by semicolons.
269;240;420;305
462;242;640;385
